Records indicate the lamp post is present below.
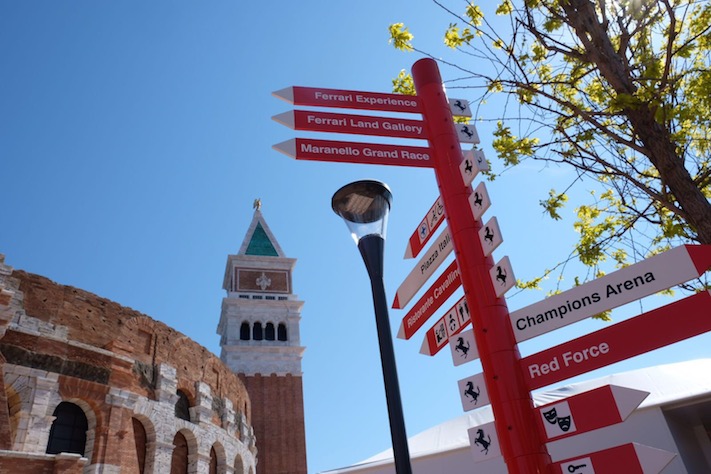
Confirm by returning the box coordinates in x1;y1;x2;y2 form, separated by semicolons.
332;180;413;474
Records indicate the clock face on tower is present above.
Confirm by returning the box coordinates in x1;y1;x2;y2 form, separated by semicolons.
236;268;290;293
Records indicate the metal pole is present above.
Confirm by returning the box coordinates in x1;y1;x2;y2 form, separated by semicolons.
412;58;551;473
358;235;413;474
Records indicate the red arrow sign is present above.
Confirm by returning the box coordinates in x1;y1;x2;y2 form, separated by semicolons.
273;86;421;113
521;290;711;390
404;196;446;259
396;260;461;339
552;443;675;474
273;110;427;139
420;295;471;356
272;138;434;168
536;385;648;442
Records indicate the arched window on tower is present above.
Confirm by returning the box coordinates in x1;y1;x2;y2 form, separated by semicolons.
265;322;275;341
175;390;191;421
253;322;263;341
46;402;88;456
278;323;287;341
240;322;250;341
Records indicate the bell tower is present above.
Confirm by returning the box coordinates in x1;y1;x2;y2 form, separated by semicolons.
217;201;307;474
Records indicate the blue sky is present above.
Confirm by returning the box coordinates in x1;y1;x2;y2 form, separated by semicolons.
2;2;709;473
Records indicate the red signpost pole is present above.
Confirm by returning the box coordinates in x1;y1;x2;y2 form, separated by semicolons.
412;58;551;473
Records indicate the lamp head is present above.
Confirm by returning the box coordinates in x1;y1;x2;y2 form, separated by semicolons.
332;180;392;244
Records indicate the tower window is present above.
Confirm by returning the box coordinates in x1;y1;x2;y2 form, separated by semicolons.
265;323;275;341
240;322;250;341
46;402;88;456
278;323;287;341
253;322;263;341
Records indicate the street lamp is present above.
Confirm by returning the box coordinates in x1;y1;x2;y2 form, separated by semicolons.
332;180;413;474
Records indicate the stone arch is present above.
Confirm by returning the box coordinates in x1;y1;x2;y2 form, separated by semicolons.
209;441;227;474
233;453;245;474
169;427;199;474
131;413;156;474
122;316;160;357
239;322;250;340
252;322;263;341
175;389;192;422
277;323;287;341
264;322;275;341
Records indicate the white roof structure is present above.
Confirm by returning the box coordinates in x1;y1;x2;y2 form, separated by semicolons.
322;359;711;473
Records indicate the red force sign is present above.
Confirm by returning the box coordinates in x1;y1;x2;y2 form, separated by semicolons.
273;86;421;113
273;110;427;140
552;443;675;474
521;290;711;390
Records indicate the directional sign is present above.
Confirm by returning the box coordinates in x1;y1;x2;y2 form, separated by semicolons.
397;260;461;340
450;327;479;366
272;138;434;168
510;244;711;343
273;86;421;113
522;290;711;390
272;110;427;140
393;228;453;310
490;256;515;298
469;421;501;464
274;86;473;117
458;372;489;411
455;123;480;144
478;216;503;257
552;443;675;474
460;148;488;187
448;98;472;117
536;385;648;442
419;295;471;356
404;196;446;259
469;181;491;221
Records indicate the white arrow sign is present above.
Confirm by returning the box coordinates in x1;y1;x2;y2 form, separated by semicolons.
490;256;516;298
469;181;491;221
509;244;711;342
469;421;501;464
450;327;479;366
448;98;472;117
479;216;503;257
460;148;488;187
392;227;453;309
456;123;480;144
458;372;489;411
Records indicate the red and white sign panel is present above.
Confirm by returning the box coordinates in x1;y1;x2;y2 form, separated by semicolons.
274;86;473;117
450;327;479;366
273;86;421;113
392;228;453;310
460;148;488;187
273;110;427;140
396;260;461;340
419;295;471;356
479;216;503;257
536;385;648;442
272;138;433;168
469;181;491;222
510;244;711;343
552;443;675;474
490;256;515;298
404;196;446;259
468;422;501;464
458;372;489;411
522;290;711;390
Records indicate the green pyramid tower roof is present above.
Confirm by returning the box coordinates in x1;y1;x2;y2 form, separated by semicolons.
245;222;279;256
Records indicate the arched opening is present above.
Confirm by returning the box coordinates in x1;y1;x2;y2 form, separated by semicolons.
252;322;263;341
240;322;251;341
170;431;188;474
277;323;287;341
265;322;275;341
209;446;218;474
46;402;88;456
132;417;147;474
234;454;244;474
175;390;191;422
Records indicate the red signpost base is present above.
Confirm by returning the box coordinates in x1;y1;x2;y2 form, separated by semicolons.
412;58;551;473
